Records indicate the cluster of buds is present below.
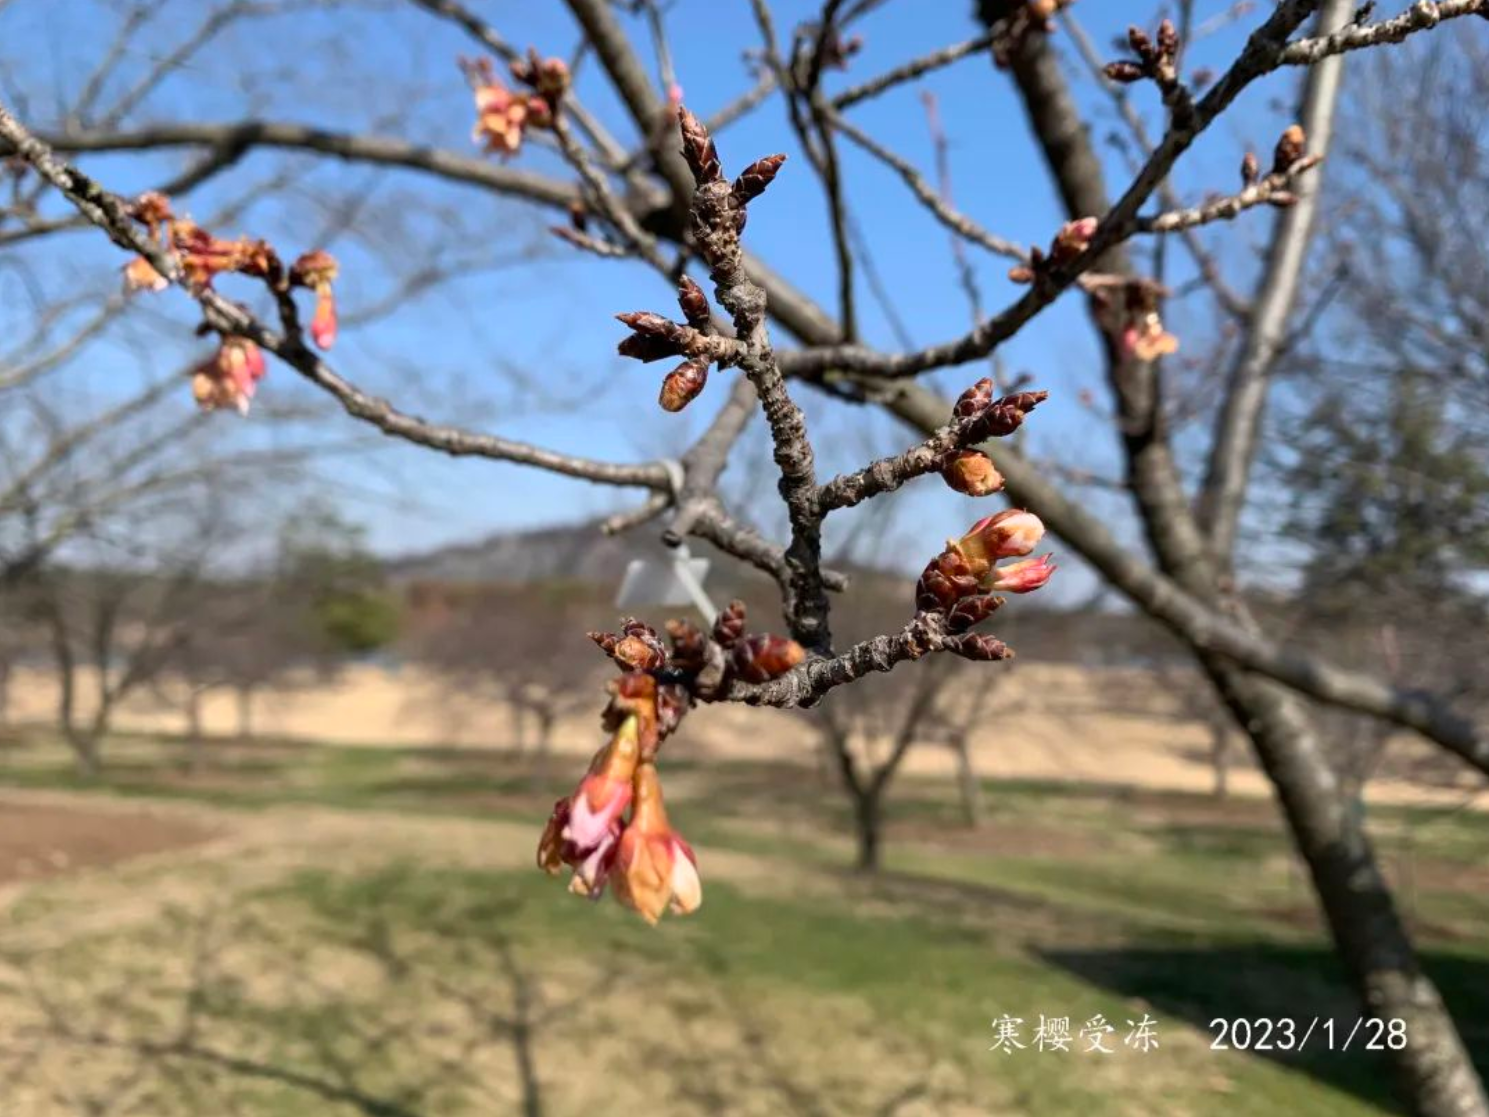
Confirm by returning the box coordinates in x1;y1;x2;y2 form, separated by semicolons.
615;276;746;412
191;335;266;414
462;50;569;158
938;379;1047;497
1116;280;1178;362
678;105;787;247
543;603;802;923
915;509;1056;659
1105;20;1182;94
990;0;1074;68
119;191;340;412
1237;124;1318;210
1008;216;1099;285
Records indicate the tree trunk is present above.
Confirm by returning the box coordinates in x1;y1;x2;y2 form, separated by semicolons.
1201;658;1487;1116
1210;718;1231;800
952;738;983;828
236;685;254;739
853;790;882;873
187;688;205;776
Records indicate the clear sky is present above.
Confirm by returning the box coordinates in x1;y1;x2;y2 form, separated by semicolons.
0;0;1339;600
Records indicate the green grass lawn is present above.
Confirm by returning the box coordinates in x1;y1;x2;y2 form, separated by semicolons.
0;729;1484;1116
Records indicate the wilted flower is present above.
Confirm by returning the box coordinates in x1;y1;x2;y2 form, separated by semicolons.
612;761;701;924
122;255;168;293
537;711;642;893
984;553;1057;594
191;336;266;415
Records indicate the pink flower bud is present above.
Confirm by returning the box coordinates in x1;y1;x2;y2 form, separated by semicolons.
952;509;1045;574
122;256;168;293
984;554;1056;594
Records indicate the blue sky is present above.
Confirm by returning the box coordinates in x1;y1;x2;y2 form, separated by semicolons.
0;0;1350;599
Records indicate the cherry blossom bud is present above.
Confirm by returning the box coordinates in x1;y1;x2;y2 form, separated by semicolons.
311;287;337;349
677;106;722;186
941;450;1005;497
731;633;805;683
984;554;1057;594
731;154;788;207
123;256;168;293
951;633;1014;662
1104;60;1145;84
291;250;339;350
1272;124;1306;176
1050;216;1098;264
952;509;1045;575
711;600;747;650
946;593;1004;634
665;619;708;675
915;549;980;613
676;276;711;329
1241;150;1260;187
612;762;701;924
954;377;995;421
660;360;709;412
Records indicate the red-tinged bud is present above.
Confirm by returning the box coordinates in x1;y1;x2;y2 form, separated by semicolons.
291;249;338;290
953;377;995;420
676;276;711;329
616;311;679;337
731;633;805;683
524;95;553;130
1157;19;1179;58
1272;124;1306;175
731;153;787;207
594;618;667;671
969;390;1048;440
533;56;570;102
915;549;980;613
618;332;681;363
1050;216;1099;263
665;619;708;675
123;255;168;293
1128;25;1155;62
612;762;701;924
712;600;747;650
984;553;1056;594
1104;60;1145;83
1007;264;1036;284
1241;150;1260;186
946;593;1004;634
942;450;1004;497
660;360;709;412
677;105;722;186
951;633;1014;662
952;508;1046;573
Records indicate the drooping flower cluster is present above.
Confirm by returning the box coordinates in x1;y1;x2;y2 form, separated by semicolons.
118;190;341;412
191;336;266;415
462;50;569;158
915;508;1057;659
540;604;803;923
